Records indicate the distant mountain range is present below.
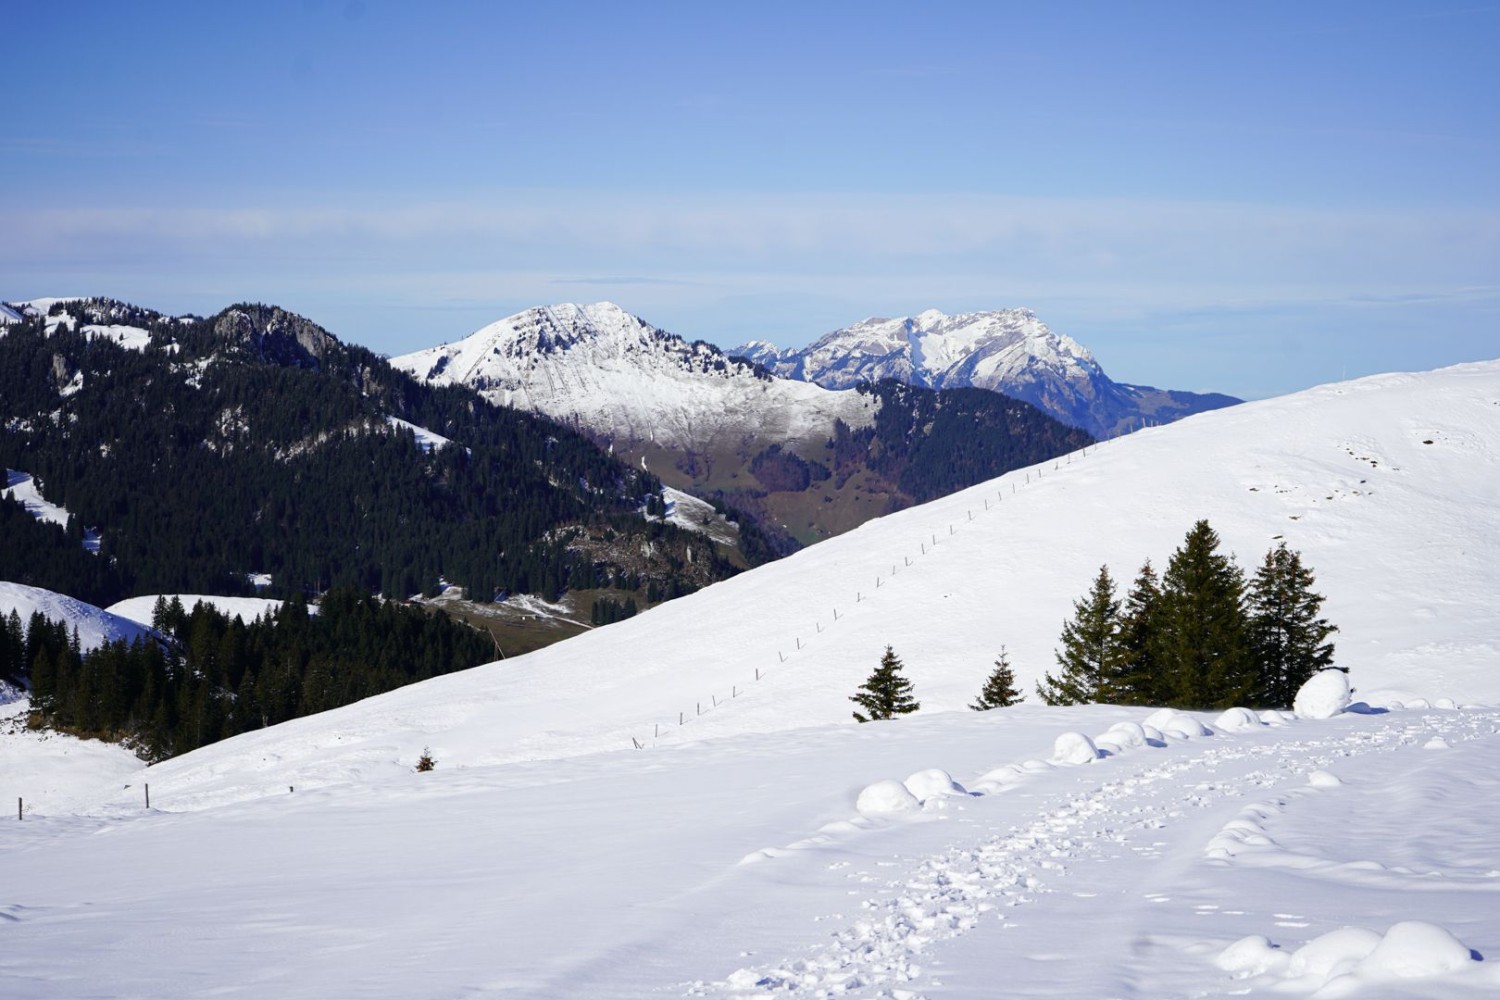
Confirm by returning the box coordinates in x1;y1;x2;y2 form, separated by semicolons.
733;308;1239;440
392;303;1092;548
0;297;755;618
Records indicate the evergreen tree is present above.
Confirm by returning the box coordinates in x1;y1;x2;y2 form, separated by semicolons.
971;646;1024;710
1248;541;1338;707
850;645;920;722
1038;565;1122;705
1156;520;1254;708
1116;560;1165;705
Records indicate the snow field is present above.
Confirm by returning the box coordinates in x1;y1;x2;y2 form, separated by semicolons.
697;703;1500;998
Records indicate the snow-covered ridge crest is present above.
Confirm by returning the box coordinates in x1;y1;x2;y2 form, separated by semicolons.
392;302;876;450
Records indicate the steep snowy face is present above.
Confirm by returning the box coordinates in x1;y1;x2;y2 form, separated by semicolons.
740;308;1236;439
392;303;876;450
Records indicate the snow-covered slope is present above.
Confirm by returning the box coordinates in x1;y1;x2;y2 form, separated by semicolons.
0;582;157;652
105;595;289;628
737;308;1239;438
81;359;1500;810
4;297;162;351
5;361;1500;1000
391;302;876;451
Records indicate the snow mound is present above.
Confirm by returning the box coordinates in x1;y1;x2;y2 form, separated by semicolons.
1294;670;1351;719
1308;769;1344;788
1214;707;1264;732
856;779;922;816
902;768;966;801
1424;736;1451;750
1223;922;1483;995
1287;926;1383;980
1101;720;1148;747
1143;708;1211;738
1050;731;1100;765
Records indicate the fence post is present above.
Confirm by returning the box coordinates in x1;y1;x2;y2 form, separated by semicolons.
680;711;684;725
16;797;20;821
145;784;150;809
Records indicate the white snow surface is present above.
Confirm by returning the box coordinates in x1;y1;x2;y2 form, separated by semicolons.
0;582;157;652
390;302;876;450
4;469;71;528
383;415;454;453
5;359;1500;998
105;595;289;628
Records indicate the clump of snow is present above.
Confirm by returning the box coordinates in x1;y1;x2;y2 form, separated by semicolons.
1050;731;1099;765
1143;708;1211;738
1101;720;1148;747
1215;935;1289;977
1214;707;1263;732
1294;669;1352;719
1308;769;1344;788
1358;921;1478;978
1434;697;1458;710
1285;926;1383;980
902;768;966;801
856;779;922;816
1424;736;1450;750
1231;922;1483;995
971;763;1027;793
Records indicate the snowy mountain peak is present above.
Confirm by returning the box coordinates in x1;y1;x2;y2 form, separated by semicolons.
392;304;873;453
736;307;1231;438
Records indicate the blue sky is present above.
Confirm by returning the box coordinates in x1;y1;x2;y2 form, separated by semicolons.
3;1;1496;398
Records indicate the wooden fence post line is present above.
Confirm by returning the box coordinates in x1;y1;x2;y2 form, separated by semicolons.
756;667;761;680
796;637;801;649
712;694;717;707
680;712;684;725
732;686;737;698
697;701;701;716
655;723;660;737
145;784;150;809
17;797;21;821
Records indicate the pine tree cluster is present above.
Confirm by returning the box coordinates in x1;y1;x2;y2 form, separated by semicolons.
1037;521;1337;710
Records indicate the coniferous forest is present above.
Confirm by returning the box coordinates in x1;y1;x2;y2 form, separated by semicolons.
5;590;496;760
0;300;756;605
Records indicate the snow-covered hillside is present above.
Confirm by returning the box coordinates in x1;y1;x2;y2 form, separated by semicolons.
61;359;1500;808
391;302;876;451
0;582;157;652
738;308;1239;438
4;360;1500;999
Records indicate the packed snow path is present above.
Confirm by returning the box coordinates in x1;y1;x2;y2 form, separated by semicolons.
694;707;1500;999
